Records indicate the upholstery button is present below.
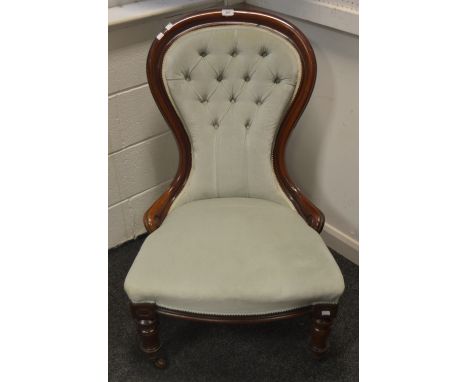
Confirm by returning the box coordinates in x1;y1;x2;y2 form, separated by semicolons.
255;98;263;106
217;74;223;82
185;75;191;81
199;50;207;57
260;48;269;57
273;76;281;84
245;120;251;129
230;49;238;57
244;75;250;82
212;121;219;129
200;97;208;104
230;96;236;103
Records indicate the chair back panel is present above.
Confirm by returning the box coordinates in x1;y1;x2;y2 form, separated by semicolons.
162;25;301;210
144;10;325;233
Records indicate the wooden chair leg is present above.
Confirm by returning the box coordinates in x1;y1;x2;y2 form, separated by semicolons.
130;303;167;369
310;304;338;359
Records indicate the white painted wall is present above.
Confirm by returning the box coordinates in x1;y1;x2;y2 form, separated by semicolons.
248;0;358;35
283;16;359;263
108;2;358;264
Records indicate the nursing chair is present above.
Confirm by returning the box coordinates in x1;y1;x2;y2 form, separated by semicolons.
124;9;345;369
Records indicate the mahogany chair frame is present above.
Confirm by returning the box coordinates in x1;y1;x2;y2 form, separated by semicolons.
128;8;339;369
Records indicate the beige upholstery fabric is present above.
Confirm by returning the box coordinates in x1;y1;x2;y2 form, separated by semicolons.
124;198;345;315
162;25;302;211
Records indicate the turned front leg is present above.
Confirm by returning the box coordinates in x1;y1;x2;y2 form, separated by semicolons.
130;303;167;369
310;304;338;358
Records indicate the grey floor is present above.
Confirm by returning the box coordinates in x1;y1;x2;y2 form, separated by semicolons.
109;235;358;382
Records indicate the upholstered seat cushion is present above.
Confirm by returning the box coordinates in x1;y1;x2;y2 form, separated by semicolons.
124;198;345;315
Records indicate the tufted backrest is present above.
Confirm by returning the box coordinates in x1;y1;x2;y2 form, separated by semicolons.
162;25;301;210
144;10;324;233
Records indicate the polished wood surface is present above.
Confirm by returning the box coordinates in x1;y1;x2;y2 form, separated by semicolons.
310;304;338;358
130;8;338;368
130;302;338;365
155;304;333;324
130;303;167;369
144;8;325;233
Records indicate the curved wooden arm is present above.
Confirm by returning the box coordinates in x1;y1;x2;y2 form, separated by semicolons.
143;147;190;233
270;11;325;233
273;127;325;233
144;8;325;234
282;181;325;233
144;188;173;233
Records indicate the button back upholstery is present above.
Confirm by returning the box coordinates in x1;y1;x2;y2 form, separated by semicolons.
163;25;302;210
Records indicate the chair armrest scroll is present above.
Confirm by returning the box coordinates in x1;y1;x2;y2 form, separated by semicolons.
143;179;181;233
295;191;325;233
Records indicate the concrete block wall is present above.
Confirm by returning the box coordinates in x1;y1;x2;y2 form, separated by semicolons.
108;1;244;249
108;16;179;248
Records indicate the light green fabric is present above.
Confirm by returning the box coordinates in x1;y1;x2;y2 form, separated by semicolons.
124;198;345;315
162;25;302;211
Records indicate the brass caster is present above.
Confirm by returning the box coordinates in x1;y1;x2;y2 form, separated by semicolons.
154;357;167;369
